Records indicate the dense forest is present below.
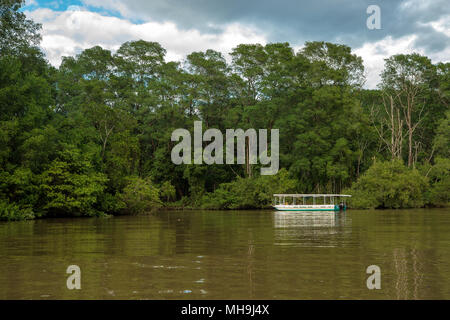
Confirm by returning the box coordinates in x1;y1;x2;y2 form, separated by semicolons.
0;1;448;221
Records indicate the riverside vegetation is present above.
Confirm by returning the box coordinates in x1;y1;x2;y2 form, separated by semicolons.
0;1;448;221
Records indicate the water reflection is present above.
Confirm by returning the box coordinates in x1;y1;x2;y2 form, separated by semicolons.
273;211;350;247
1;209;450;299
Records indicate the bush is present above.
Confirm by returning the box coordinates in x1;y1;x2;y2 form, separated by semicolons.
0;167;40;210
427;157;450;207
160;181;176;203
39;148;108;217
201;169;296;209
347;160;428;209
0;200;35;221
119;177;162;214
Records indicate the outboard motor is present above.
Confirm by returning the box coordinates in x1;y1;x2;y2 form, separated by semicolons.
339;202;345;211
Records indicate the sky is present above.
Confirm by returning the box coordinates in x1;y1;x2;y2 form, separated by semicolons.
23;0;450;89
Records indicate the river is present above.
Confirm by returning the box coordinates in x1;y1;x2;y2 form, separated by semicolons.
0;208;449;299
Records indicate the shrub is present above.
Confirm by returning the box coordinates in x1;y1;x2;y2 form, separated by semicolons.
0;200;35;221
39;148;108;217
160;181;176;203
427;157;450;207
347;160;428;209
201;169;296;209
119;177;162;214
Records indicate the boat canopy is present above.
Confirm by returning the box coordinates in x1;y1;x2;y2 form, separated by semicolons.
273;194;351;210
273;194;351;198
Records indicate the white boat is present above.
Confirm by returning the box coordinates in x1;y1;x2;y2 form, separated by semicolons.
273;194;351;211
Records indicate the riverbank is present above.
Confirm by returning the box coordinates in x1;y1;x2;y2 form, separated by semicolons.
1;158;448;222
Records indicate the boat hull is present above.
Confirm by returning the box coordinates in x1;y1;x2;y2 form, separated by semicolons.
274;205;340;211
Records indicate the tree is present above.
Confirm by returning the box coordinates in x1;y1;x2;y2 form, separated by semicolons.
39;148;108;216
230;44;267;104
380;54;437;167
301;41;364;88
0;0;448;218
370;93;404;160
115;40;166;114
119;176;161;214
284;42;365;193
0;0;42;55
426;112;450;207
186;49;231;127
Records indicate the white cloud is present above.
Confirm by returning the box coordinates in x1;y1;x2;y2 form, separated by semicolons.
25;6;450;89
355;33;450;89
420;16;450;37
24;0;38;6
354;35;419;89
26;8;267;66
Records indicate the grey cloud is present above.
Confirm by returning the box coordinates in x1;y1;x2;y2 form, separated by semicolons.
84;0;449;53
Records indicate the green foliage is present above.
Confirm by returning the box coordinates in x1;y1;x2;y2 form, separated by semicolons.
39;148;108;216
427;157;450;206
119;177;162;215
0;5;448;220
0;199;34;221
433;111;450;158
347;160;428;209
378;53;444;167
201;169;296;209
0;167;40;208
160;181;176;203
0;0;42;55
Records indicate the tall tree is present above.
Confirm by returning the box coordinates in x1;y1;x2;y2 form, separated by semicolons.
381;53;437;167
0;0;41;55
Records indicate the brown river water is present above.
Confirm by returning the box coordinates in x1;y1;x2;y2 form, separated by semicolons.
0;208;449;299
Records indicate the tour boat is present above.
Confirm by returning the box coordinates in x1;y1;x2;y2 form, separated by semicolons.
273;194;351;211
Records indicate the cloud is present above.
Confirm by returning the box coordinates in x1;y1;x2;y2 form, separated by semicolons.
24;0;38;6
354;35;418;89
25;1;449;89
26;7;267;65
355;33;450;89
79;0;450;49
